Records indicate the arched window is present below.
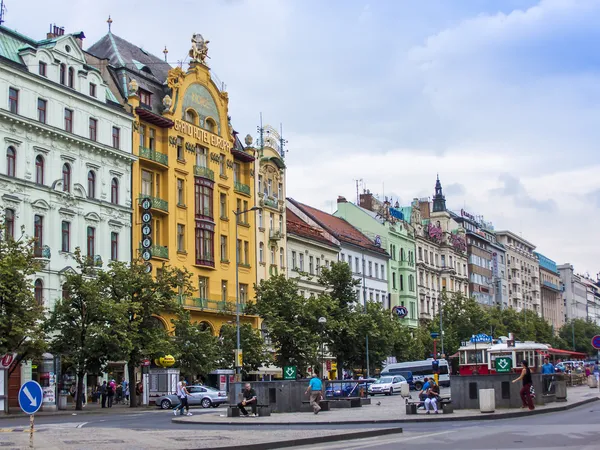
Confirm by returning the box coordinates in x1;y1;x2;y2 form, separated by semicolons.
198;321;213;334
62;284;70;300
110;178;119;204
6;147;16;177
4;208;15;239
185;109;197;124
87;171;96;198
35;155;44;184
280;247;284;268
205;118;216;134
259;242;264;263
62;163;71;192
60;64;66;85
149;316;166;330
34;279;43;306
68;67;75;88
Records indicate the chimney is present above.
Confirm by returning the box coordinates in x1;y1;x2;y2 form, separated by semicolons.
47;24;66;39
419;200;431;219
74;32;86;49
359;191;374;212
337;196;347;204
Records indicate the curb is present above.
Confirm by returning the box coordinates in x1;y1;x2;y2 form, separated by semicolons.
0;406;156;421
189;426;403;450
172;396;599;426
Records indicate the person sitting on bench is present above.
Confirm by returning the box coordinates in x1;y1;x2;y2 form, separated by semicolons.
237;383;257;417
418;377;431;408
424;380;440;414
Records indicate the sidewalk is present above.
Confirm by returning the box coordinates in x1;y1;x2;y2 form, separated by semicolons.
173;385;600;426
1;401;155;420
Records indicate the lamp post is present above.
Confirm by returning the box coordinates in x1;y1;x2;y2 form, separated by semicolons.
233;206;262;381
361;254;370;378
318;317;327;377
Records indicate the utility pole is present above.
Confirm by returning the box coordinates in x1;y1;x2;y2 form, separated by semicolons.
362;253;370;378
354;179;363;205
439;300;444;358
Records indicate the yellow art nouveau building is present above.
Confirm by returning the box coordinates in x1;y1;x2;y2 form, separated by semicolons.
88;32;259;334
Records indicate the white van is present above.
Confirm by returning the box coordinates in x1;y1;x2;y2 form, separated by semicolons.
380;359;450;389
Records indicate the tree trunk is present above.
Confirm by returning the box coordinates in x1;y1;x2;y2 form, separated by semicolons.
128;362;137;408
76;372;85;411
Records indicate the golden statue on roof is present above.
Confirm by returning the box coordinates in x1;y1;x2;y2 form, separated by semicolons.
189;33;210;64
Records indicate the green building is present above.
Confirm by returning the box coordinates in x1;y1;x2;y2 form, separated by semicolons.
334;195;418;328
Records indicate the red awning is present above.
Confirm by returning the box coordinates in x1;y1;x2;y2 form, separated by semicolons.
547;348;588;357
135;107;174;128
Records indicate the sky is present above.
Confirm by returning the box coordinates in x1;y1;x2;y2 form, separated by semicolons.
6;0;600;276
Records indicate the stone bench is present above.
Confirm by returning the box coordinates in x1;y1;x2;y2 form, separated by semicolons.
405;397;452;414
226;403;271;417
300;400;331;412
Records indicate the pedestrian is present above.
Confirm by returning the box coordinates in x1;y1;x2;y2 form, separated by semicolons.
100;381;107;408
594;361;599;383
305;373;323;415
424;379;440;414
173;376;185;416
123;378;130;405
541;357;555;394
135;381;143;406
107;379;116;408
176;380;192;416
512;360;535;411
237;383;258;417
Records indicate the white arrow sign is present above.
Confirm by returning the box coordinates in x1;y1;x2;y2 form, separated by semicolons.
285;367;294;377
23;386;37;407
498;360;508;369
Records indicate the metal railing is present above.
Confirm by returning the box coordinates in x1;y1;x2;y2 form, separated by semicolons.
139;146;168;166
234;181;251;195
194;165;215;181
262;197;279;209
138;194;168;213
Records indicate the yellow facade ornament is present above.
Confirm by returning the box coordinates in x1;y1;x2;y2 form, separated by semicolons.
128;79;139;95
189;33;210;64
166;67;185;90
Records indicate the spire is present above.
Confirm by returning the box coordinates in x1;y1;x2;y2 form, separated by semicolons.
432;175;446;212
107;15;113;33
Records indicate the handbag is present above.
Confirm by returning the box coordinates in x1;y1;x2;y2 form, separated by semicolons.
529;385;536;398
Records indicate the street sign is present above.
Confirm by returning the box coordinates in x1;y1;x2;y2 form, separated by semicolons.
592;335;600;350
430;332;440;339
495;356;512;373
234;349;243;367
18;380;43;415
283;366;297;380
470;333;493;344
392;305;409;319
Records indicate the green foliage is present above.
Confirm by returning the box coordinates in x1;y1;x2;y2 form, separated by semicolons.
0;226;46;374
559;319;600;355
218;323;272;375
45;250;130;410
172;312;220;379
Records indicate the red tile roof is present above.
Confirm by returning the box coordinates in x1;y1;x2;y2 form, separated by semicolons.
286;209;338;248
289;199;389;257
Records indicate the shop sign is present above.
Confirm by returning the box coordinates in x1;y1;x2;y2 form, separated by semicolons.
173;120;232;152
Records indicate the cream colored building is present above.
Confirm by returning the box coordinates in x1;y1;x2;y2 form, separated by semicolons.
534;252;563;332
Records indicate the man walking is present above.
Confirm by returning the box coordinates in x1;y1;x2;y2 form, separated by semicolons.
100;381;107;408
305;373;323;414
237;383;258;417
541;358;555;394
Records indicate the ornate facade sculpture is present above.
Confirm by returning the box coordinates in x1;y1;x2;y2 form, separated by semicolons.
166;67;184;90
189;34;210;64
128;79;139;95
162;95;172;110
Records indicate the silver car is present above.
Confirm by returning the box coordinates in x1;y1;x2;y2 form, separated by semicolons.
155;385;228;409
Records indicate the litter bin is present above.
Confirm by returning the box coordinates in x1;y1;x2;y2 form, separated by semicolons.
479;388;495;413
58;393;68;410
400;383;410;398
555;378;567;402
588;375;598;389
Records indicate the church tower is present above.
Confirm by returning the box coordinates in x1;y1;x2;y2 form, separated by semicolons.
432;175;447;213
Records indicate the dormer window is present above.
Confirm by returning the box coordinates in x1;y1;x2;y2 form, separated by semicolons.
38;61;47;77
205;118;216;134
139;89;152;107
185;109;197;125
89;83;97;98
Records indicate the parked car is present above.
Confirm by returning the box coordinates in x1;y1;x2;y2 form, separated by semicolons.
155;385;228;409
325;378;376;398
368;375;409;396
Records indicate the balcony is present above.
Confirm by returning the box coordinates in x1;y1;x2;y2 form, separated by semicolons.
234;181;251;196
139;146;168;166
260;196;279;210
542;280;560;291
269;229;284;241
194;165;215;181
178;296;229;311
138;194;168;213
140;244;169;260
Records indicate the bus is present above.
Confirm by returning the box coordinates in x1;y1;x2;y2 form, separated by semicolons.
380;359;450;389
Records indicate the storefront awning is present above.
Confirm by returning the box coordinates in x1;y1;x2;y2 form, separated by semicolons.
248;365;283;376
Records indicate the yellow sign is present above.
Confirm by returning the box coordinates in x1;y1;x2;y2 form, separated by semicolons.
235;349;243;367
331;363;337;370
154;355;175;367
173;120;232;152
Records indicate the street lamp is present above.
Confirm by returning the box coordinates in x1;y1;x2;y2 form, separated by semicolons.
318;317;327;377
233;205;262;380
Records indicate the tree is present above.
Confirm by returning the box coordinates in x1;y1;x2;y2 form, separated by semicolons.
45;251;130;410
172;313;220;381
559;319;600;355
0;225;46;378
218;323;272;376
102;260;191;407
254;275;322;370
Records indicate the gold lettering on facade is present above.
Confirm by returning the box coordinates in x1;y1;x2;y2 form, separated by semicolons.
173;120;231;152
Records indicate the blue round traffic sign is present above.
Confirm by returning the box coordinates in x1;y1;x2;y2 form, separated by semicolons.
592;335;600;350
392;305;408;319
18;380;43;415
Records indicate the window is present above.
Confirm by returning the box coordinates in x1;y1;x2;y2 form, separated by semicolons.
368;261;373;276
38;61;47;76
309;256;314;274
139;125;146;147
177;179;185;206
37;98;47;123
64;108;73;132
177;224;185;253
220;235;228;261
236;239;241;263
258;175;263;194
87;226;95;257
205;118;216;133
141;170;153;196
278;182;283;199
409;275;415;292
89;118;97;141
34;215;43;256
185;109;197;124
267;179;272;196
68;67;74;88
299;253;304;271
259;242;264;263
242;200;248;223
33;155;44;184
111;178;119;204
112;127;120;149
278;215;283;233
8;87;18;114
87;171;96;198
4;208;15;239
149;128;155;150
34;279;43;306
89;83;97;98
316;257;321;274
233;162;240;183
61;221;70;252
177;137;184;161
60;64;66;85
355;257;360;273
375;263;379;279
111;232;119;260
194;227;214;265
257;209;263;228
219;193;227;219
239;283;248;304
341;253;345;262
194;179;213;219
270;246;276;265
236;199;242;223
219;154;225;176
221;280;228;302
244;241;250;265
280;247;284;268
292;251;297;269
139;89;152;107
195;145;207;167
62;163;71;192
198;277;208;299
269;213;274;230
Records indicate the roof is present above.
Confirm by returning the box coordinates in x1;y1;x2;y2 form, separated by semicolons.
286;209;338;248
289;199;389;257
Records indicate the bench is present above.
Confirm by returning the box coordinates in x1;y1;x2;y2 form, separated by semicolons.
405;396;452;414
226;403;271;417
328;397;362;408
301;400;331;412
